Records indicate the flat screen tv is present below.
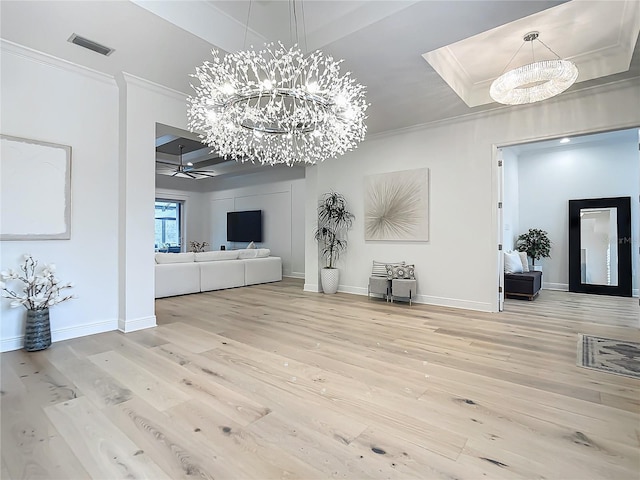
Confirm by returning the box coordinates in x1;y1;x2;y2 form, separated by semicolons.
227;210;262;243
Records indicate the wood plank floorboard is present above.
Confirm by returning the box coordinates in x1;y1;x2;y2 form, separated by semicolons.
2;278;638;479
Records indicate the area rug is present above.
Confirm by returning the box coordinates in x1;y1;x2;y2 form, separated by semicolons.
577;334;640;379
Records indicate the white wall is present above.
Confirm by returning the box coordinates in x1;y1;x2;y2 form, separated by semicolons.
516;134;639;292
0;42;119;350
200;167;306;277
306;79;640;312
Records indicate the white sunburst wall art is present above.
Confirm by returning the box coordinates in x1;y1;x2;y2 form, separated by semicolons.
364;168;429;241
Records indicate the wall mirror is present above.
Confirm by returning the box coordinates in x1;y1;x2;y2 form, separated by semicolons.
568;197;631;296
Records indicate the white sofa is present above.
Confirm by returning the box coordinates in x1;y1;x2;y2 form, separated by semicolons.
155;249;282;298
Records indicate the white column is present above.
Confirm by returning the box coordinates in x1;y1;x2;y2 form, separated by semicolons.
117;73;190;332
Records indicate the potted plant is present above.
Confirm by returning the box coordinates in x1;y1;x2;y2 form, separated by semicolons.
314;191;355;294
1;254;75;351
516;228;551;271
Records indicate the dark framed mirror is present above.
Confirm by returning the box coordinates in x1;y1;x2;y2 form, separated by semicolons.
568;196;632;296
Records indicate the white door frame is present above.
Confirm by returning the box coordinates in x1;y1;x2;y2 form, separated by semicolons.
493;124;640;314
496;147;505;311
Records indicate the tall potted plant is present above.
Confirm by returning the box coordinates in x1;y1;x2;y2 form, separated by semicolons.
516;228;551;271
314;191;354;294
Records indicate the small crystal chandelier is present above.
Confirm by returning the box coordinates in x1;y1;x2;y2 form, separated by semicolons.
490;31;578;105
188;40;368;166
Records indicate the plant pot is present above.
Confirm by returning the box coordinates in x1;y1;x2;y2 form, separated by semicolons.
320;268;340;294
24;308;52;352
531;265;543;272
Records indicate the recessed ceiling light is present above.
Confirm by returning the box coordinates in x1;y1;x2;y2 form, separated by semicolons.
68;33;114;56
560;137;571;144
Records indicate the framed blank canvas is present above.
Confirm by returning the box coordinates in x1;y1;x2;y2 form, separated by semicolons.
1;135;72;240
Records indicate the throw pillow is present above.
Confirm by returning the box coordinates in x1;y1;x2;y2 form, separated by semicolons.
372;260;404;277
386;264;408;279
247;241;256;249
404;264;415;279
238;249;258;259
504;251;523;274
517;251;529;272
195;250;239;262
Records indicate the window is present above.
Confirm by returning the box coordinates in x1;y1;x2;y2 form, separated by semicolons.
155;200;183;252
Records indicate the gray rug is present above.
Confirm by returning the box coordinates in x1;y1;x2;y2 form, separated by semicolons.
578;334;640;379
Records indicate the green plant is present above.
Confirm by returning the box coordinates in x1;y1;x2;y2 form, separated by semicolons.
314;191;355;268
516;228;551;265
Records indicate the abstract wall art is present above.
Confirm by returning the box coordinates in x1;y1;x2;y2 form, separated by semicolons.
364;168;429;241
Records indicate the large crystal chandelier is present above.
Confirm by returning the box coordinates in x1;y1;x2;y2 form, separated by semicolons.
490;31;578;106
188;42;368;166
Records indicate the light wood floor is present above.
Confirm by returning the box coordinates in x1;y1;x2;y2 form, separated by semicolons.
2;278;639;479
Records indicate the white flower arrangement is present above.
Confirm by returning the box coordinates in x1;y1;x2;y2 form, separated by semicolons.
1;254;75;310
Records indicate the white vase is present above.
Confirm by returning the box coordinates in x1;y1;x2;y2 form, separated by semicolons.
320;268;340;294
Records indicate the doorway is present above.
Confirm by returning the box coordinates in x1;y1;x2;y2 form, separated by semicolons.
497;127;639;311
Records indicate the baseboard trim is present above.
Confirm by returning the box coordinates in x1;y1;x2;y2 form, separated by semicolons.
337;285;493;312
286;272;305;279
118;315;157;333
338;285;368;296
1;318;118;353
303;283;321;293
416;294;493;312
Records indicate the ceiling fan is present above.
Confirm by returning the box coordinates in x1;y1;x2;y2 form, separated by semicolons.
156;144;216;179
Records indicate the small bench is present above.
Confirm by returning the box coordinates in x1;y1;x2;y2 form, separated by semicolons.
504;271;542;300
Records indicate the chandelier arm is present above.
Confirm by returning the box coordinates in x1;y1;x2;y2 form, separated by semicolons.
288;1;293;47
498;40;526;76
536;37;564;61
531;37;535;63
301;0;308;54
293;0;299;46
243;0;253;50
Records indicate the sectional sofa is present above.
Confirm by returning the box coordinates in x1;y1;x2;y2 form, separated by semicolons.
155;248;282;298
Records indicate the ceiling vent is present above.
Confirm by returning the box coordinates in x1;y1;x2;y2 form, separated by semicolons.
67;34;114;56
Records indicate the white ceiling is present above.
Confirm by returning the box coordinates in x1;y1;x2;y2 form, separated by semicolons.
2;0;638;181
423;0;640;107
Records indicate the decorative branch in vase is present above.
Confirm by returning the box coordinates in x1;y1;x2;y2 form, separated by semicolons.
189;241;209;253
1;254;75;351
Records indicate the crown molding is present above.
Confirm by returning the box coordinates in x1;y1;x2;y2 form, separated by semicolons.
0;39;116;86
120;72;189;101
367;77;640;142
